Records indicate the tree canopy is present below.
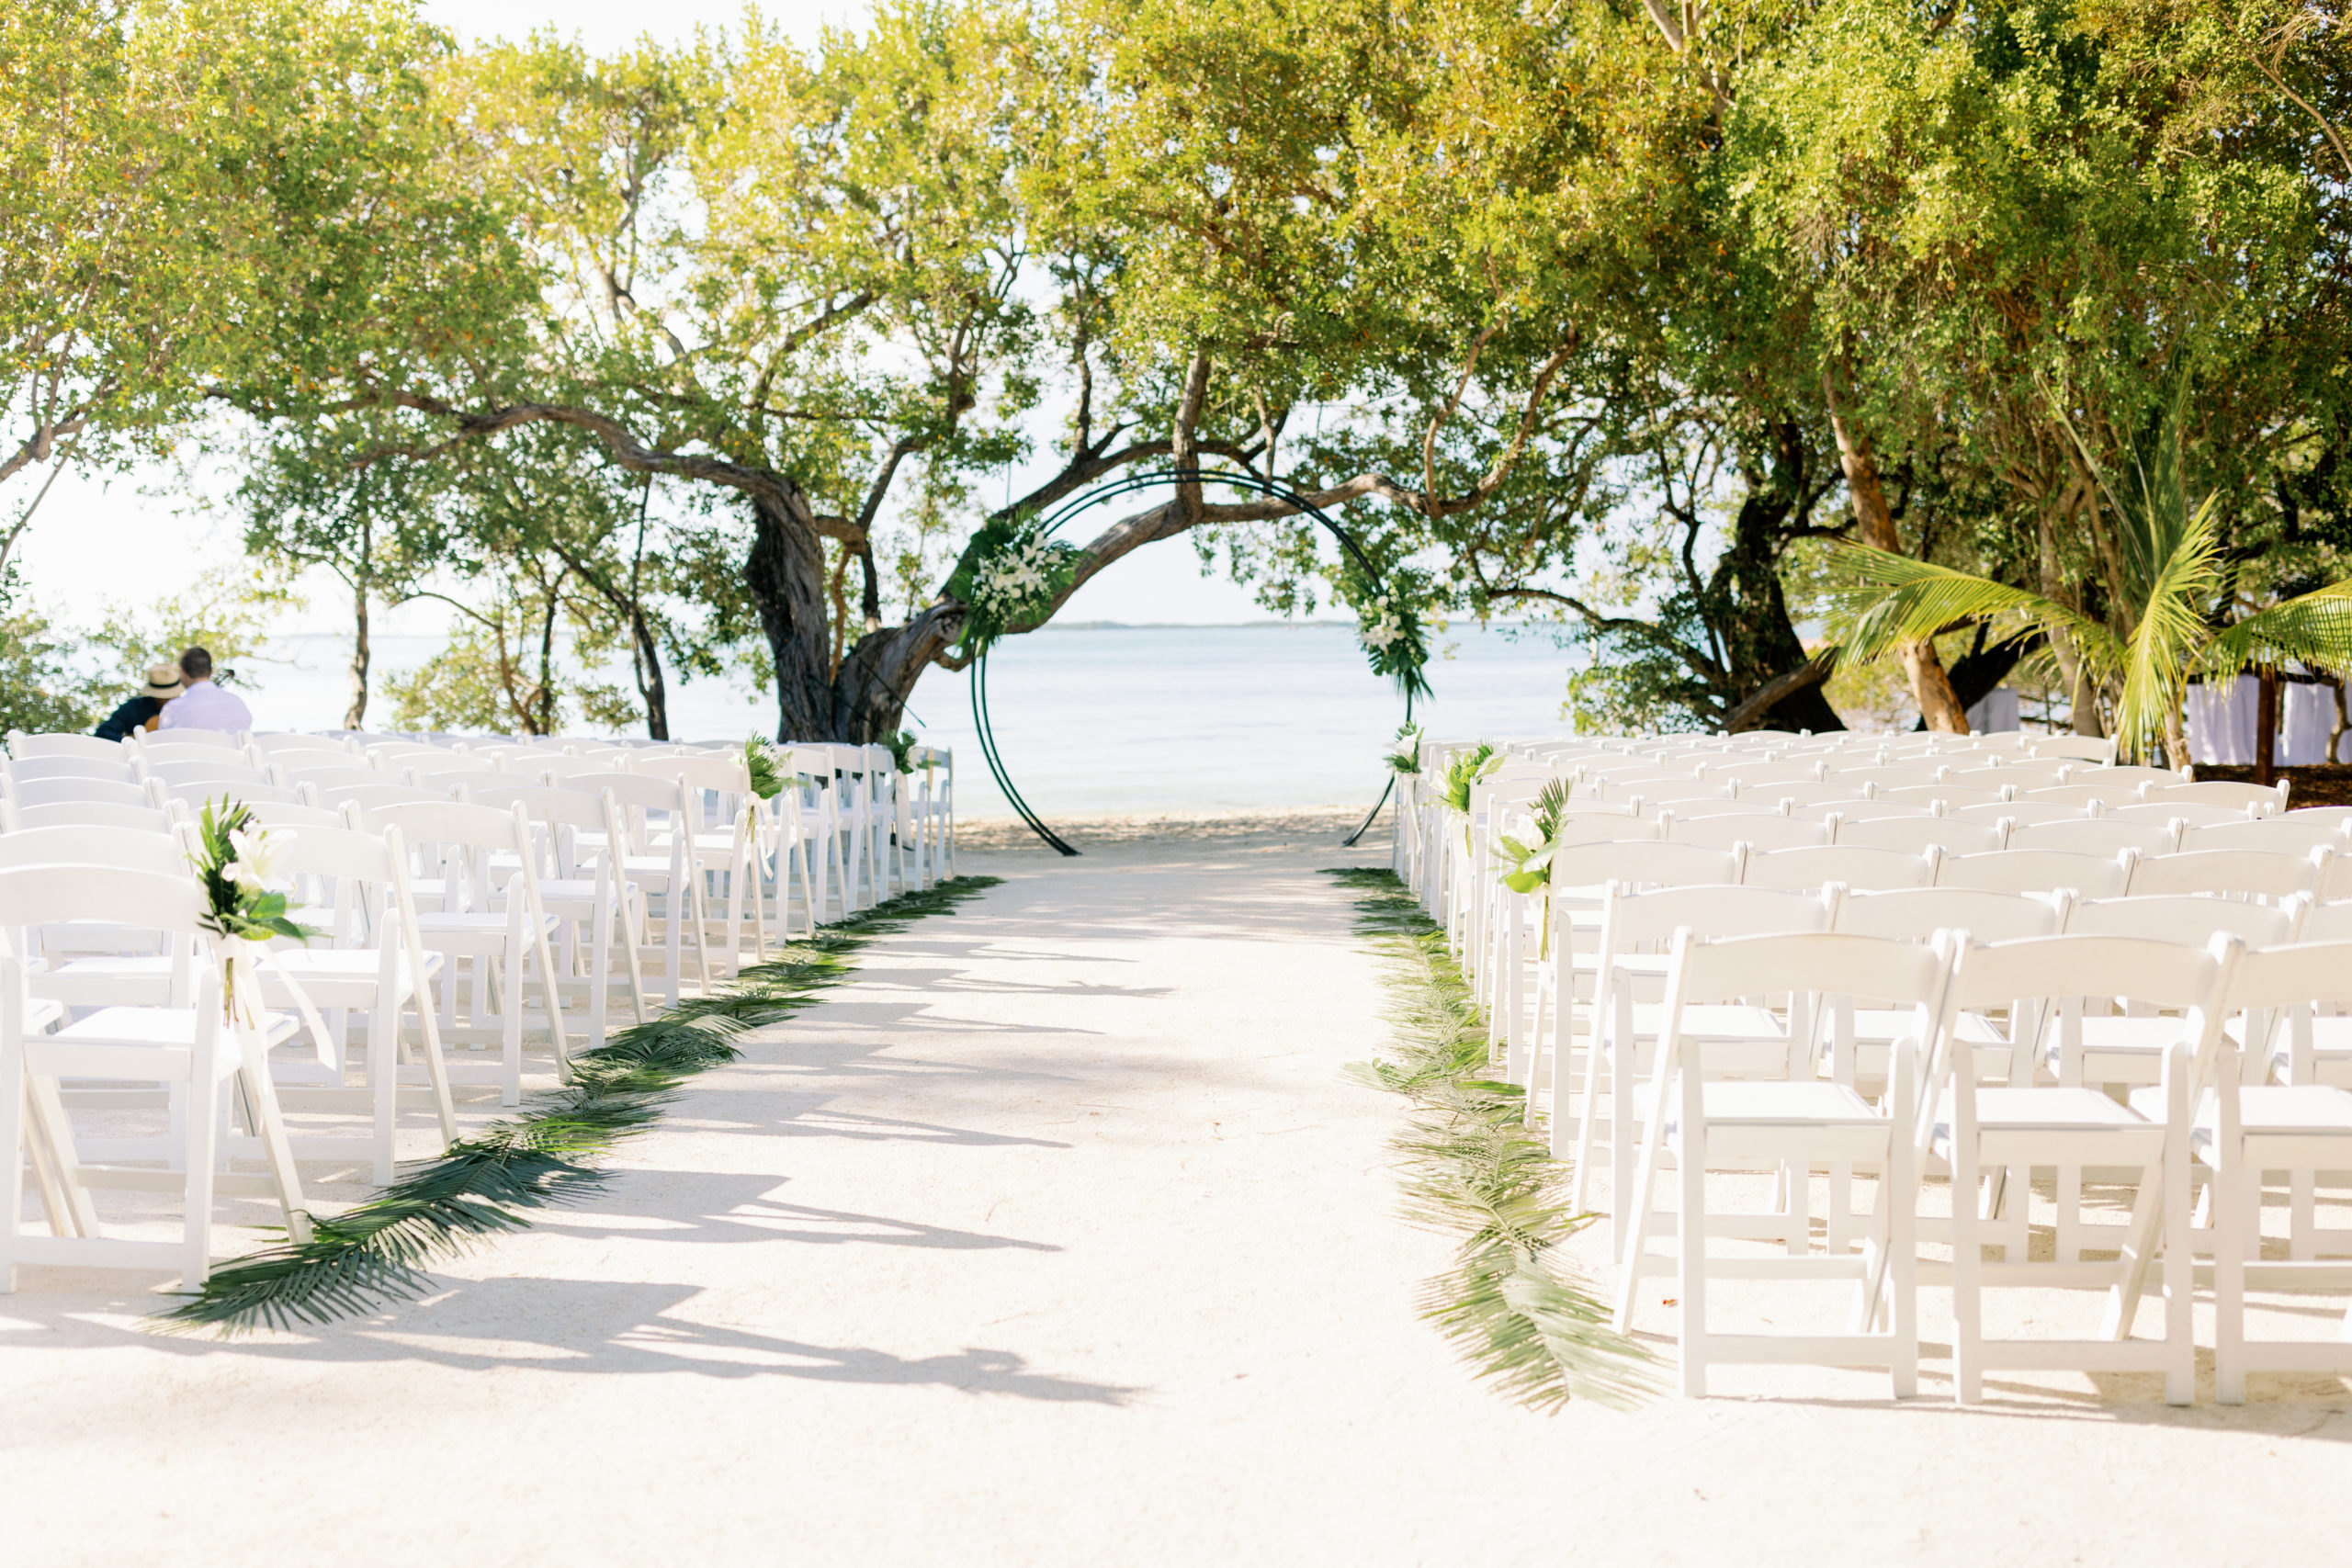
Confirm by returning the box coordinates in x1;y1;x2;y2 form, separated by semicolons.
11;0;2351;744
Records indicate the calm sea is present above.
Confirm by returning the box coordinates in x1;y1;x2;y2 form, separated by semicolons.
237;623;1576;818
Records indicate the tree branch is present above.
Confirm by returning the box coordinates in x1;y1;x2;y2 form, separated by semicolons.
1722;649;1837;733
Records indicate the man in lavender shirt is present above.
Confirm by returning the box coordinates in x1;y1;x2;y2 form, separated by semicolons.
157;647;253;734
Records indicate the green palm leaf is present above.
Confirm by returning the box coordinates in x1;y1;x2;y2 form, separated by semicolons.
1825;545;2121;675
2113;494;2225;758
2201;578;2352;679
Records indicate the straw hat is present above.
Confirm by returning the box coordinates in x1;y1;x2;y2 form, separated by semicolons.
141;664;186;701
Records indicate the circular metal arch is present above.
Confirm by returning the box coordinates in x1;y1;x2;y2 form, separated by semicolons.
968;467;1413;857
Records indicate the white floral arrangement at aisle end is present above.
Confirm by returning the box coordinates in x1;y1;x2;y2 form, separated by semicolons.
968;527;1078;629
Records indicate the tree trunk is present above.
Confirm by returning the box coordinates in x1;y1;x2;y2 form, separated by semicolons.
1709;421;1844;733
2039;482;2104;739
629;606;670;741
2256;665;2279;788
534;587;561;737
344;578;370;731
744;488;841;740
1825;393;1968;732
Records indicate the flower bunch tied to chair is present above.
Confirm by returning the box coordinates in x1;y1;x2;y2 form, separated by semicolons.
190;799;319;988
1495;778;1569;957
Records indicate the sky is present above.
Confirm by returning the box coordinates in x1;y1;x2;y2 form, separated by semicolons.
19;0;1278;640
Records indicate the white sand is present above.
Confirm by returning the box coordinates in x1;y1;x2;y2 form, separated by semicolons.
4;813;2350;1564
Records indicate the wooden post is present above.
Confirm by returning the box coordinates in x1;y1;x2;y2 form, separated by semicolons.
2256;666;2279;790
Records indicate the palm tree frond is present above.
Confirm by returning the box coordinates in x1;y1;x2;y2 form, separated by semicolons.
2114;495;2225;757
2202;578;2352;678
1824;544;2119;674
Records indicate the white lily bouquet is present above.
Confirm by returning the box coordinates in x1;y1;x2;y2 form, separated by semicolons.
1385;722;1423;775
944;512;1081;658
191;800;315;946
187;798;319;1026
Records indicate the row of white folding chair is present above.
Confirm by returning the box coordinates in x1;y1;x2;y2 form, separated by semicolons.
11;802;548;1145
1510;837;2327;1128
1552;878;2311;1204
1611;927;2228;1400
1550;879;2352;1403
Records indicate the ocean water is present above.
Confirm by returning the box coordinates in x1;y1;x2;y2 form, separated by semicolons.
235;623;1577;818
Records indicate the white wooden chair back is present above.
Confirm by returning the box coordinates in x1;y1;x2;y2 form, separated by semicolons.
1744;843;1936;893
1937;847;2132;899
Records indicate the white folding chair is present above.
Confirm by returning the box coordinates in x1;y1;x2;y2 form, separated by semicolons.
629;754;759;980
471;783;650;1043
245;824;458;1182
5;776;154;810
1613;930;1957;1397
0;866;311;1291
571;772;708;1004
4;756;140;786
1564;882;1826;1249
1932;933;2239;1405
1827;886;2065;1091
357;800;571;1104
2181;816;2351;857
2202;940;2352;1402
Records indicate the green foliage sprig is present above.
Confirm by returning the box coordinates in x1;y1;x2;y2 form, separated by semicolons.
883;729;918;773
743;734;786;800
188;797;317;944
1495;779;1570;895
1329;868;1655;1411
1385;722;1423;775
152;875;1001;1334
1434;742;1498;815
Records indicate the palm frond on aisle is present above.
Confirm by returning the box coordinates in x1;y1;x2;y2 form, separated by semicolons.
1327;867;1657;1410
150;876;1003;1335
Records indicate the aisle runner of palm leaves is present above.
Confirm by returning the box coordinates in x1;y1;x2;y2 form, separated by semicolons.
1326;867;1656;1410
156;876;1002;1335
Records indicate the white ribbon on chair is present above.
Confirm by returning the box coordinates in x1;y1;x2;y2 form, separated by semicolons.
213;937;316;1241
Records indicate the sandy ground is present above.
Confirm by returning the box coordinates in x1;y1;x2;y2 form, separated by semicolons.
4;808;2351;1565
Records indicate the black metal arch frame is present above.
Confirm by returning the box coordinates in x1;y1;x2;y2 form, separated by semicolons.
968;466;1415;857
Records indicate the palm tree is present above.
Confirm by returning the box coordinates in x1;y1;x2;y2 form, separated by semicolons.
1827;392;2352;765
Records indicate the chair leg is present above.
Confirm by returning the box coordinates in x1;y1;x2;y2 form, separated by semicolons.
235;1043;312;1246
2163;1137;2194;1405
1678;1102;1707;1397
183;1064;220;1292
1951;1143;1984;1404
2215;1151;2249;1405
368;996;396;1185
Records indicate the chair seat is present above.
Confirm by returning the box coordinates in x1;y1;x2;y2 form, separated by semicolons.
414;911;560;939
2236;1013;2352;1065
1694;1080;1883;1126
1627;1002;1786;1041
264;949;440;985
1942;1085;2150;1134
53;1006;300;1050
1849;1009;2007;1045
2127;1083;2352;1139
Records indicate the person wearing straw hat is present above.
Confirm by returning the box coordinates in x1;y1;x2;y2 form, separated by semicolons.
95;663;186;741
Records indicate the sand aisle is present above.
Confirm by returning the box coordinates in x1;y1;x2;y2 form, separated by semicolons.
4;822;2351;1564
